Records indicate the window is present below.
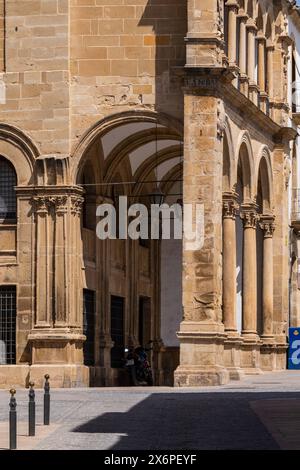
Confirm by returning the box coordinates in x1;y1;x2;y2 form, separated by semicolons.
0;286;17;365
110;296;124;368
0;157;17;222
83;289;95;366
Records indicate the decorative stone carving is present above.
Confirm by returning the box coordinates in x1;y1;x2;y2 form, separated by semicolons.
240;205;258;228
71;195;84;215
223;194;238;219
259;217;276;238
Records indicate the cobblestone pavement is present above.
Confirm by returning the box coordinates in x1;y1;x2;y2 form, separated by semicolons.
0;371;300;450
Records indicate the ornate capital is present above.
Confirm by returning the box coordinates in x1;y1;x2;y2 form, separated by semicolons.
71;195;84;215
223;193;238;220
259;216;275;238
49;196;68;215
240;204;258;228
31;196;51;215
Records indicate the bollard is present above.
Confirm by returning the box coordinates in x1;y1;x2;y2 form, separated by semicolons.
28;381;35;437
9;388;17;450
44;374;50;425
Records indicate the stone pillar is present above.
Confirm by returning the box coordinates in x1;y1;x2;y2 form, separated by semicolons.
240;204;262;374
259;216;277;371
225;1;239;65
260;217;275;339
223;193;244;380
174;72;229;387
240;204;258;338
238;13;247;74
222;193;238;333
247;19;259;104
266;42;274;99
238;12;249;95
257;35;266;93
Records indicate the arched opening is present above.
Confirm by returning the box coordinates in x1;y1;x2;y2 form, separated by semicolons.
223;131;231;192
74;113;183;386
0;156;17;223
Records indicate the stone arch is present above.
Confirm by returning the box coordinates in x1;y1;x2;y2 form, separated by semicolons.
71;111;183;185
235;131;255;201
223;117;235;192
255;147;273;214
0;123;38;185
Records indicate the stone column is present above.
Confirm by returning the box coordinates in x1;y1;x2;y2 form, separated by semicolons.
238;13;248;75
260;217;275;339
257;35;266;92
240;204;258;338
240;204;262;375
247;19;259;104
238;11;249;95
222;193;238;333
266;42;274;99
225;1;239;65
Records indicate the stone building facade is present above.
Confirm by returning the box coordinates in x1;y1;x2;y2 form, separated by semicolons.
0;0;298;388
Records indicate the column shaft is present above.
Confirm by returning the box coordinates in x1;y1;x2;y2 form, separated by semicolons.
223;195;238;333
239;17;247;74
241;207;258;336
267;45;274;98
247;23;257;82
227;2;238;64
260;219;275;338
257;37;266;92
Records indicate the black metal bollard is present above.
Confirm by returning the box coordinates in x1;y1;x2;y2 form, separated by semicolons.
28;381;35;437
9;388;17;450
44;374;50;425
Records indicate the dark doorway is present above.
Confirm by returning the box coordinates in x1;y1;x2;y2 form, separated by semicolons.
0;285;16;364
83;289;95;366
110;296;124;368
139;296;151;347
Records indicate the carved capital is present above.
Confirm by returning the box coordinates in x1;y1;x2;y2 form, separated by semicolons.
49;196;68;215
31;196;51;215
223;193;238;219
71;195;84;215
240;204;258;228
259;216;275;238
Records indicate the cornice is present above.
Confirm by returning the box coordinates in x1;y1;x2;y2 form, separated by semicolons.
184;67;295;143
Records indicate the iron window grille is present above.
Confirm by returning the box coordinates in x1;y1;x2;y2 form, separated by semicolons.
83;289;95;366
110;296;125;368
0;157;17;222
0;286;17;365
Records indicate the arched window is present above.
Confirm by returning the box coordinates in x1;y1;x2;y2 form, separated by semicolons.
0;157;17;222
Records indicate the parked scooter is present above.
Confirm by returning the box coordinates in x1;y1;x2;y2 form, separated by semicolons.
124;341;153;386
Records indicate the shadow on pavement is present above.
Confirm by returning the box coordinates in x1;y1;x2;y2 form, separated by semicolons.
71;391;300;450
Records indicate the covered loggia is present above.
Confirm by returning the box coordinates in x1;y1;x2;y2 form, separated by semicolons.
72;112;184;386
